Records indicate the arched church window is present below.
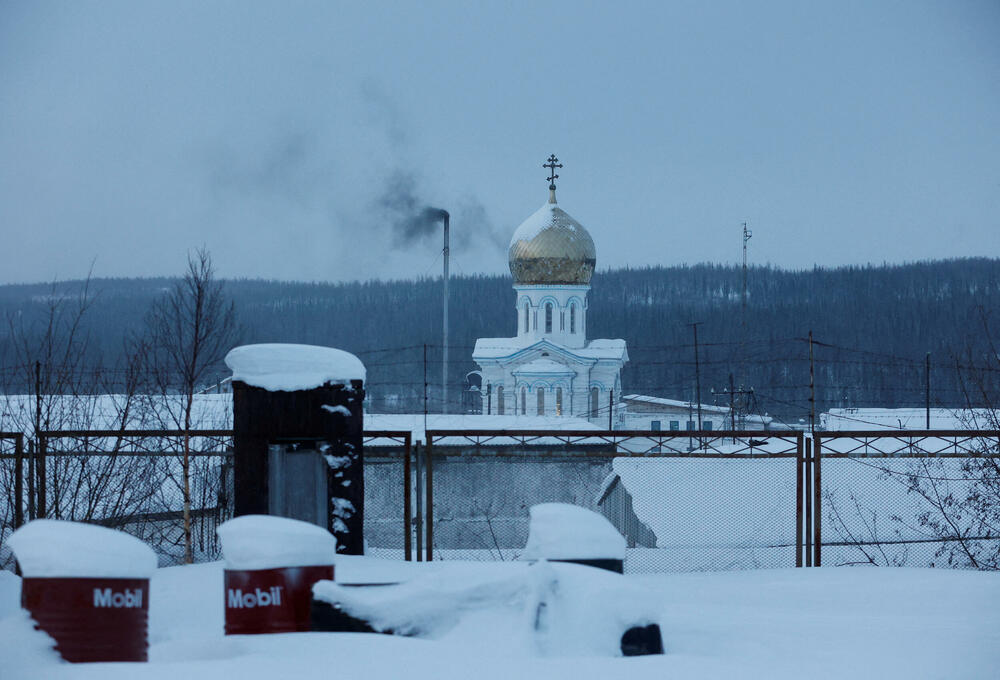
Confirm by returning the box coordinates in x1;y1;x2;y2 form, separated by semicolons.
521;387;527;415
590;387;599;418
537;387;545;415
545;303;553;333
570;304;576;334
496;386;504;415
556;387;563;416
523;303;529;334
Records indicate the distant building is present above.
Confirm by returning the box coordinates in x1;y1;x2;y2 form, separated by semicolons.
473;160;627;424
618;394;772;432
821;407;992;431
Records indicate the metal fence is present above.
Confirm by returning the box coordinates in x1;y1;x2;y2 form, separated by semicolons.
0;430;235;569
0;429;414;572
5;426;999;574
0;432;25;565
812;430;1000;569
414;430;806;573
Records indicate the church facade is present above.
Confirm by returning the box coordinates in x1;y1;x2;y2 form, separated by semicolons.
473;159;628;422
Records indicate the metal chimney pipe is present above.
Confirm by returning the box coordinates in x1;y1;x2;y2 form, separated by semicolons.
442;211;450;414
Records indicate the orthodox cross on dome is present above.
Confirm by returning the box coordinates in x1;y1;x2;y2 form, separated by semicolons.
543;154;563;190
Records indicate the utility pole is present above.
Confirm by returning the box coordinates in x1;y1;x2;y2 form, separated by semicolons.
925;352;931;429
688;322;704;447
740;222;752;386
729;373;735;434
34;360;44;518
608;388;614;431
713;374;754;444
808;331;816;436
423;344;429;434
742;222;752;327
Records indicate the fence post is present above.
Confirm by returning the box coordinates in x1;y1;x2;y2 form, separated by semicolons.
403;435;412;562
14;434;24;528
27;439;35;520
795;433;803;568
414;441;422;562
805;437;812;567
37;433;47;519
425;434;434;562
814;434;822;567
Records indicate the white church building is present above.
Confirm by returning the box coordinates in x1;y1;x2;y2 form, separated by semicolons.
473;158;628;422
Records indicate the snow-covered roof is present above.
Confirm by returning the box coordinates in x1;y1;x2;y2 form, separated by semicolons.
364;413;602;446
509;200;587;246
508;193;597;286
473;337;628;361
513;358;575;375
621;394;731;416
821;407;993;431
600;458;798;548
0;393;234;433
225;343;365;392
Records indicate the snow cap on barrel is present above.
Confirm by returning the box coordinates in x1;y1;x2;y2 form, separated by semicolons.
522;503;627;561
225;343;366;392
7;519;158;578
217;515;338;570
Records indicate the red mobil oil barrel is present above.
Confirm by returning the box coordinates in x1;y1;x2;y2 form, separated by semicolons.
21;577;150;662
225;564;334;634
217;515;339;635
7;520;158;664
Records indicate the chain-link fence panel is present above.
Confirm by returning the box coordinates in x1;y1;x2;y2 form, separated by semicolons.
816;432;1000;569
363;432;411;560
422;430;804;573
0;431;234;570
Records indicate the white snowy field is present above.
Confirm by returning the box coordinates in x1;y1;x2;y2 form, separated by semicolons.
1;559;999;680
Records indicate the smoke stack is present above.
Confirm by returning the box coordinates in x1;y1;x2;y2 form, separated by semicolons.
442;210;450;414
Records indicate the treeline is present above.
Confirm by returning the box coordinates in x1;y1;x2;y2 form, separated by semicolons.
2;258;999;423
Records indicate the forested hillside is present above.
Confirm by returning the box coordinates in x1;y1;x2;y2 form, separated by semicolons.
2;258;998;425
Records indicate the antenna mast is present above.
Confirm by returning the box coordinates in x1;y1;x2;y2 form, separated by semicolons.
741;221;752;326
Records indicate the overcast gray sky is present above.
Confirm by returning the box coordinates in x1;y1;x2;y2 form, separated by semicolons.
1;1;997;284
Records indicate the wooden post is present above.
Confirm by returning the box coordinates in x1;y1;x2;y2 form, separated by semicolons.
35;361;43;518
14;434;24;528
27;439;35;521
37;433;47;519
925;352;931;429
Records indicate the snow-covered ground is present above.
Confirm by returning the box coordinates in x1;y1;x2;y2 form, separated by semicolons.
1;558;998;679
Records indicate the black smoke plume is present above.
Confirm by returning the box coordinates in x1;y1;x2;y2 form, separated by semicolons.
377;170;506;253
379;172;448;246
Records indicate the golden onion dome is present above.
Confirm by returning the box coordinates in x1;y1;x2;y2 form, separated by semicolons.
508;189;596;285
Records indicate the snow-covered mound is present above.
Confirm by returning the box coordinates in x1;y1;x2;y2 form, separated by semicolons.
6;520;157;578
313;560;660;657
217;515;337;570
1;558;999;679
225;343;366;391
522;503;626;561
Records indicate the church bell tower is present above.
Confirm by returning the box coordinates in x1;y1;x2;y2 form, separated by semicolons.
472;156;628;422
